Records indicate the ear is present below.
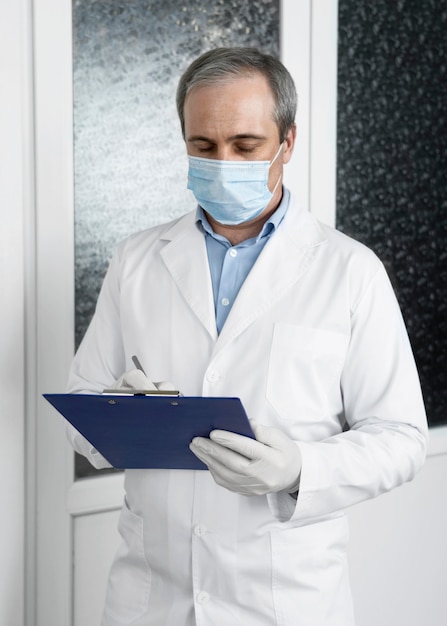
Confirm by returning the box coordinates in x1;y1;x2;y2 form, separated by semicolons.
282;124;297;164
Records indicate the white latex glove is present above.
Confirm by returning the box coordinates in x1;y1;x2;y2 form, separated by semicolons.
110;369;176;392
189;421;302;496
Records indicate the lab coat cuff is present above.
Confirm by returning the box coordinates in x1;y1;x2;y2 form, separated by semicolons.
66;424;113;470
283;440;321;521
87;447;113;470
266;491;297;522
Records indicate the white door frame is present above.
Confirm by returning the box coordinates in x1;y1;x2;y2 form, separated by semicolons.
31;1;447;624
33;0;76;621
281;0;339;227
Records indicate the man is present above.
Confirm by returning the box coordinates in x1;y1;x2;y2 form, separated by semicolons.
67;48;428;625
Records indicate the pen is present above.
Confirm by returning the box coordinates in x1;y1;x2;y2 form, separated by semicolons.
132;355;147;376
130;354;181;397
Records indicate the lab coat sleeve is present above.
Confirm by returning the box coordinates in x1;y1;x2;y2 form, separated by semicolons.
268;264;428;523
65;247;126;469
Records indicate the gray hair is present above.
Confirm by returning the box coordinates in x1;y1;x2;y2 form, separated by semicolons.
176;47;297;141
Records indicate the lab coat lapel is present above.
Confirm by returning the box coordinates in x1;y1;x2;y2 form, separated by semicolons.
160;212;218;340
215;200;327;350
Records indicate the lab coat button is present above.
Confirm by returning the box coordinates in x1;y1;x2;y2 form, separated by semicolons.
194;524;207;537
196;591;210;605
206;370;219;383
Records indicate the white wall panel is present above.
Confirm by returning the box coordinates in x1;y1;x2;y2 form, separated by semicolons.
348;448;447;626
0;0;31;624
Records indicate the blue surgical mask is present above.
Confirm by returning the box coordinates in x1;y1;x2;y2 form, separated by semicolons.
187;143;283;225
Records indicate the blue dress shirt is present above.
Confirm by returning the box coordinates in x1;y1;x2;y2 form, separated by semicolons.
196;188;290;333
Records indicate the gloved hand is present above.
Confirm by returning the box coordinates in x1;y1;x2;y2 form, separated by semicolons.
111;369;176;392
189;421;302;496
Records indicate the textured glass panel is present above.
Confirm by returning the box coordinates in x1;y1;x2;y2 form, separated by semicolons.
73;0;280;478
73;0;280;348
336;0;447;425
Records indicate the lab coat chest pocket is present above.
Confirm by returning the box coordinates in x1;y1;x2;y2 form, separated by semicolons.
103;498;151;623
266;324;348;421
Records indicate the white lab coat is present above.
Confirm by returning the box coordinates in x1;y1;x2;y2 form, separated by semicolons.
67;192;428;626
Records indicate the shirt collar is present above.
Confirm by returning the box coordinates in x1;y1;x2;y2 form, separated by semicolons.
195;187;290;243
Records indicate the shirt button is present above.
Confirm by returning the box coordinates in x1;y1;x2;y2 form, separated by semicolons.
221;297;230;306
194;524;207;537
196;591;210;605
229;248;238;257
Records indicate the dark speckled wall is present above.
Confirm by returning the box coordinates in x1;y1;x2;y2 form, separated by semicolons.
336;0;447;425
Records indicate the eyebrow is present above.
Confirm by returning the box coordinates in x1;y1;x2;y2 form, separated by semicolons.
187;133;268;143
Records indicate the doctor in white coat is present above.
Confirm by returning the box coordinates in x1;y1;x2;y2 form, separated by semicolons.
67;47;428;626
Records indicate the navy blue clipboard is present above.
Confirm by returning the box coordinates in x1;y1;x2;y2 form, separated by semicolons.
43;394;254;470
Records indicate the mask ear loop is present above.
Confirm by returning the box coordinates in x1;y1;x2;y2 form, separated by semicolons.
269;142;284;194
269;141;284;166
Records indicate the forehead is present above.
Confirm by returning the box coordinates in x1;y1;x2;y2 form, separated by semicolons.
184;73;277;136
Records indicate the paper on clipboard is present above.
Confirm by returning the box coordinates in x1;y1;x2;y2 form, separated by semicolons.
43;393;254;470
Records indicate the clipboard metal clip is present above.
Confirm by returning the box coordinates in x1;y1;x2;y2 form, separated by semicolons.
103;388;182;396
